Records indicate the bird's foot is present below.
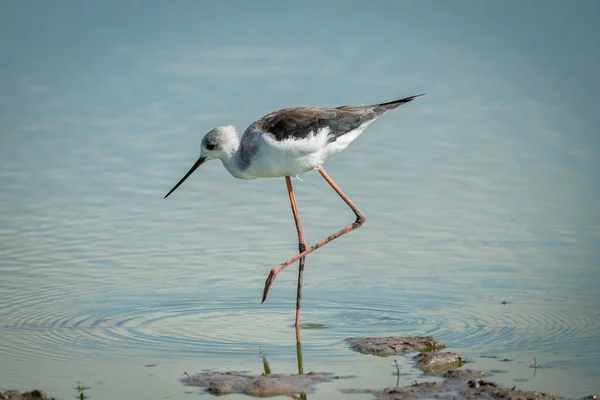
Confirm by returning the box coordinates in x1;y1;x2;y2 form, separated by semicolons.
262;268;278;303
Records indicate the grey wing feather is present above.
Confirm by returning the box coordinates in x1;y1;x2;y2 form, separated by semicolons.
255;94;423;143
255;107;368;143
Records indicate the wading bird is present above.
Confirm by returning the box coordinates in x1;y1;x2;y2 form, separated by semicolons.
165;94;423;327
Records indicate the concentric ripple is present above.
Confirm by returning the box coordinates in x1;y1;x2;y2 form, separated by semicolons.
0;300;300;364
2;283;599;368
309;293;600;362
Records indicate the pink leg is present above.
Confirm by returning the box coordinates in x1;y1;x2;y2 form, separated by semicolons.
285;177;307;327
262;166;366;304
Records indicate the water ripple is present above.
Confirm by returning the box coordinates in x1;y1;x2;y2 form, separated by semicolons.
2;288;598;367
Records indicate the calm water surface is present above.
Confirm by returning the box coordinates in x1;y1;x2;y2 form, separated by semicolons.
2;4;600;397
1;104;599;399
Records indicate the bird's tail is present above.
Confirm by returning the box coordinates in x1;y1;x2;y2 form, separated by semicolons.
372;93;425;115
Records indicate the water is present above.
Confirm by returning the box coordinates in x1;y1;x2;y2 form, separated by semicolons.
2;2;600;399
1;100;599;398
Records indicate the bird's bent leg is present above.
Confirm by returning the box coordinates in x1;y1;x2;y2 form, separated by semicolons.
285;177;307;327
262;167;366;303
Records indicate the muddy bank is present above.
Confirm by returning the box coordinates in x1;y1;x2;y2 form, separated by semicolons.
0;391;55;400
342;335;597;399
345;379;573;400
180;335;600;398
181;371;596;399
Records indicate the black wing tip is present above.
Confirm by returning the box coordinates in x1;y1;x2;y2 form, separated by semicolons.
335;94;425;110
378;93;425;107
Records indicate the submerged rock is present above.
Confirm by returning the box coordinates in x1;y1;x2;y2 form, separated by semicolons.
181;371;349;396
345;336;446;356
0;390;55;400
414;351;466;373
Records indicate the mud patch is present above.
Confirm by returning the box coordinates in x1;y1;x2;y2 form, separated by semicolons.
181;371;350;396
414;351;467;374
460;379;566;399
0;390;55;400
440;369;485;379
345;336;446;356
343;379;584;400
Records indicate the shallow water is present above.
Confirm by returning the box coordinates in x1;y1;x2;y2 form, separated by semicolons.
2;2;600;398
1;103;599;399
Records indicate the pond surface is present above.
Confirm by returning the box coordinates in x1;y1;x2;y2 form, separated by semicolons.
1;2;599;399
1;101;598;399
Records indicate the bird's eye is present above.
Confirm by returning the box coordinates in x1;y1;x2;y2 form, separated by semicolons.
206;143;215;150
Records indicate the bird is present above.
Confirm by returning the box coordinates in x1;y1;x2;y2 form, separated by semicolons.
164;94;423;328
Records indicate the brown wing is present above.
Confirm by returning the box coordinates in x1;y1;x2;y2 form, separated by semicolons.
254;107;369;142
255;94;423;142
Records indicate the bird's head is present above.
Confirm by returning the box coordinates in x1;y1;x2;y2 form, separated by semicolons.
164;125;237;199
200;125;237;162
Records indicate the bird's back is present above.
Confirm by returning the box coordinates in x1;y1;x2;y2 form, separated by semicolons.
250;94;422;143
236;95;423;179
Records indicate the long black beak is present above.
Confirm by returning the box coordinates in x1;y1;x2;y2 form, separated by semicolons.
164;156;206;199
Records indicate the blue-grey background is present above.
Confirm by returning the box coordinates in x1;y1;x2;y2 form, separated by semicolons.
1;1;599;399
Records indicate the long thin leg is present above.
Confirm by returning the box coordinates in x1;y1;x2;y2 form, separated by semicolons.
285;176;307;328
263;166;366;303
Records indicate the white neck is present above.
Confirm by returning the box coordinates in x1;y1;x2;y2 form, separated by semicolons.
217;132;247;179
